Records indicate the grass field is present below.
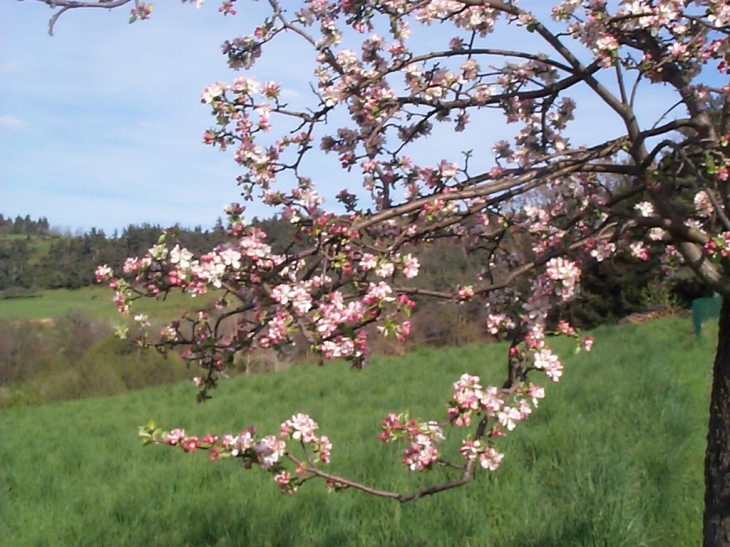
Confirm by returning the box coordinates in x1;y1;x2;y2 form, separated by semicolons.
0;317;714;546
0;285;216;321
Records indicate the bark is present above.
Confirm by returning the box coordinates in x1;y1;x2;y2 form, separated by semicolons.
704;297;730;546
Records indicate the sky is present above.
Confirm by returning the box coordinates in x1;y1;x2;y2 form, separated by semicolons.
1;1;288;233
0;1;685;235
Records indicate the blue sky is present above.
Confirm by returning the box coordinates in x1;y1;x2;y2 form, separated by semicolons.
1;1;683;234
1;1;287;233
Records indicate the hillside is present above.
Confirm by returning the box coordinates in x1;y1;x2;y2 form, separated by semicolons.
0;285;217;322
0;317;713;546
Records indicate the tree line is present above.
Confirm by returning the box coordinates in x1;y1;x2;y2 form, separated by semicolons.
0;214;50;236
1;212;706;330
0;219;229;292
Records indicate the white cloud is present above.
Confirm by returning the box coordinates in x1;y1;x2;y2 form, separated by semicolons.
0;59;21;74
280;88;304;101
0;115;25;130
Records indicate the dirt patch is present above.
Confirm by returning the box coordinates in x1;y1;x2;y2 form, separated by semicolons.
618;307;680;325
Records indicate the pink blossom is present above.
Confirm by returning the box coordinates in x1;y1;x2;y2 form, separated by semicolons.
165;428;186;446
94;265;113;283
634;201;655;217
695;191;714;217
402;434;440;471
374;261;395;278
459;439;483;462
582;336;594;352
222;427;256;457
201;82;226;104
254;435;286;470
556;320;575;336
479;447;504;471
545;258;580;300
274;471;296;495
629;242;649;261
401;254;420;278
182;437;200;453
456;285;475;301
533;348;563;382
527;385;546;407
281;414;319;443
497;406;522;431
315;436;332;464
590;241;616;262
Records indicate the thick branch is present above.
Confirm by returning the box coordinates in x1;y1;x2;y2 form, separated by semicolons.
353;138;627;231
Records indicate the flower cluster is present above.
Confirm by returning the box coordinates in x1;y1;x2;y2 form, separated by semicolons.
379;413;445;471
140;413;332;495
459;440;504;471
705;232;730;259
280;413;332;464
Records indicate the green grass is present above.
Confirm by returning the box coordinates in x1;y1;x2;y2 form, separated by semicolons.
0;286;215;321
0;317;714;546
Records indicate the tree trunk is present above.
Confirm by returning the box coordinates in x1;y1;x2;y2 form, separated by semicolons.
704;297;730;546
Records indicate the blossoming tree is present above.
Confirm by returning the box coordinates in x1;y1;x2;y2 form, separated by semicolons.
30;0;730;544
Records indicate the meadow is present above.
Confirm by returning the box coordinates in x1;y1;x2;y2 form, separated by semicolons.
0;233;59;258
0;285;216;321
0;317;713;546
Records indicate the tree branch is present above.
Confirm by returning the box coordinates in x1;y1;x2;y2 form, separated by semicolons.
29;0;135;35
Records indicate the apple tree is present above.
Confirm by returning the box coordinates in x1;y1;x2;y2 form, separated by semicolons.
29;1;730;544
